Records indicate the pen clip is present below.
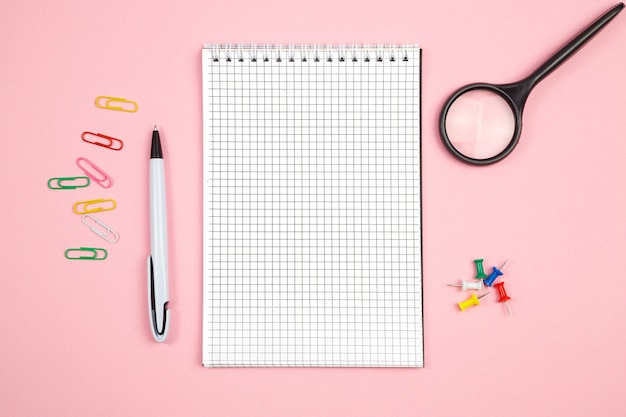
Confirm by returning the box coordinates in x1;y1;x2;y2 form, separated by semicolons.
148;255;169;342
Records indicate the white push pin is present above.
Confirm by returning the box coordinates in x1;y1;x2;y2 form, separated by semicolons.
447;279;485;292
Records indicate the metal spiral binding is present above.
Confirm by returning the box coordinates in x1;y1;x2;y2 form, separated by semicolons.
207;44;414;62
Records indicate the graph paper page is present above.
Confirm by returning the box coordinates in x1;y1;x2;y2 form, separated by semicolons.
202;45;422;367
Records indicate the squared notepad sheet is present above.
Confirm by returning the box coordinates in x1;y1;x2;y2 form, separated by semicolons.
202;45;422;367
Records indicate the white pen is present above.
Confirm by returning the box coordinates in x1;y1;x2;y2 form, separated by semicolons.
148;125;170;342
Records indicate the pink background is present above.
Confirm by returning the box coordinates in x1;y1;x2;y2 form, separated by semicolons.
1;0;625;416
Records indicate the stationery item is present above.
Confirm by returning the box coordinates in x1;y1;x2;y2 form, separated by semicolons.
76;157;113;188
202;45;422;367
447;279;485;292
73;198;117;214
64;247;108;260
458;292;490;311
147;126;170;342
494;282;512;315
474;258;487;279
484;261;507;287
82;131;124;151
439;2;624;165
81;214;119;243
95;96;139;112
48;176;90;190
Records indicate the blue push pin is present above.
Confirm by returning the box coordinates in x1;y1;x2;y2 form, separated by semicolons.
484;260;507;287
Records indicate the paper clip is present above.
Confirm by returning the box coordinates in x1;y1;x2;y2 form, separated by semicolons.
95;96;139;113
81;214;119;243
76;157;113;188
64;247;108;260
73;198;117;214
82;131;124;151
47;176;90;190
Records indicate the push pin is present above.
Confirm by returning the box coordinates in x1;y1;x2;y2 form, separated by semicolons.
484;260;507;287
447;279;484;292
473;259;488;280
457;292;490;311
494;282;512;315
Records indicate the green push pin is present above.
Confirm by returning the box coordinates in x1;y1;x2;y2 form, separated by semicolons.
473;259;488;280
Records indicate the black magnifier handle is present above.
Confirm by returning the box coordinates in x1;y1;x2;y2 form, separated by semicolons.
503;2;624;110
439;3;624;166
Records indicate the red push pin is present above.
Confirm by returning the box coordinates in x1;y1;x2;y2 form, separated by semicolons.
493;282;511;315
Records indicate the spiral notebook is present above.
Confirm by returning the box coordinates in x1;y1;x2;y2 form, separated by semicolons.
202;44;422;367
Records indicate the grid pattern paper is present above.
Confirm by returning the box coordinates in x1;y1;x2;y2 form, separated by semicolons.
202;45;422;367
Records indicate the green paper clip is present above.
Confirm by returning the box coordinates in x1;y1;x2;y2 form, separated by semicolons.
64;247;108;260
48;176;90;190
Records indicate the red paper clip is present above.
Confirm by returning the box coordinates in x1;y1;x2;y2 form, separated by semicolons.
82;132;124;151
76;157;113;188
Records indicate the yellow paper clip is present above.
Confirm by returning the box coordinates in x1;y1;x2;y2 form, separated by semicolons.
95;96;139;112
73;198;117;214
82;131;124;151
76;157;113;188
81;214;119;243
64;247;108;260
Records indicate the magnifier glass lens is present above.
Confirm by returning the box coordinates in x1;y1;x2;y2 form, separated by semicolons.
444;89;516;160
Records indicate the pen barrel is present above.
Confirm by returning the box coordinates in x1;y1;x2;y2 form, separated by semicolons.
150;159;169;300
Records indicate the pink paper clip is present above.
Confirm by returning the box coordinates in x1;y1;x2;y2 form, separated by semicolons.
76;157;113;188
81;132;124;151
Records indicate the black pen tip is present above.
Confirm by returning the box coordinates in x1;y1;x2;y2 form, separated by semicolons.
151;127;163;158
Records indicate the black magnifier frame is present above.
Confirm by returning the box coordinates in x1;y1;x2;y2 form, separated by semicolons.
439;83;524;165
439;2;625;166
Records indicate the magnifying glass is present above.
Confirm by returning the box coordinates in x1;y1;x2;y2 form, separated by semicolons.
439;3;624;165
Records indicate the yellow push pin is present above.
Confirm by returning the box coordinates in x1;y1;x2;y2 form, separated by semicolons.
457;292;490;311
